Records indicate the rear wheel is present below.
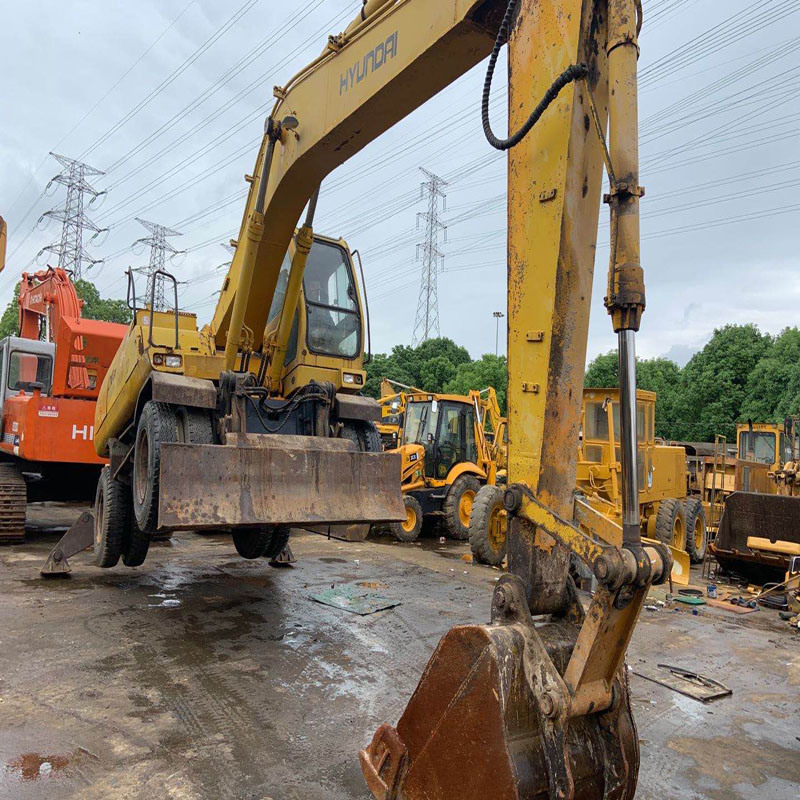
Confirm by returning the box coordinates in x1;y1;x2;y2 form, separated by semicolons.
469;485;507;566
122;521;150;567
655;498;687;551
93;466;129;568
684;498;707;563
391;495;424;542
443;474;481;540
133;402;178;536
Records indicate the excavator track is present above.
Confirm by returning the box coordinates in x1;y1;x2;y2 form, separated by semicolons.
0;464;26;544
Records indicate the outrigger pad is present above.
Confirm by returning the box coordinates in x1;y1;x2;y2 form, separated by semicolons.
361;622;639;800
40;511;95;577
157;434;405;532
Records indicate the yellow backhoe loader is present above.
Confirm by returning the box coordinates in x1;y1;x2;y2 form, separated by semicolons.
52;0;672;795
470;388;694;583
388;388;501;541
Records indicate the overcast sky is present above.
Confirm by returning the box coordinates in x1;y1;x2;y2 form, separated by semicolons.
1;0;798;366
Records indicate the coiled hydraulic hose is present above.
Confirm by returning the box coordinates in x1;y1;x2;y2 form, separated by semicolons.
482;0;589;151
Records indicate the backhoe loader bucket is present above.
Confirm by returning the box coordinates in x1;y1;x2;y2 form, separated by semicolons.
713;491;800;581
360;613;638;800
156;433;404;531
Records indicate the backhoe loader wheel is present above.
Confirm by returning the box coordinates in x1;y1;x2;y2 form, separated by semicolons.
133;402;178;536
684;498;707;564
123;521;150;568
263;525;291;560
443;474;481;540
655;497;687;550
93;466;129;568
391;495;423;542
469;484;507;566
232;528;273;560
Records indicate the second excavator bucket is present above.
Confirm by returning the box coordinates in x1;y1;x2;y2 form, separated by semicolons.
360;578;639;800
156;433;404;531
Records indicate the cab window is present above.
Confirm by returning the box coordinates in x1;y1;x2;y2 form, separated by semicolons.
304;241;361;359
8;351;52;394
739;431;776;465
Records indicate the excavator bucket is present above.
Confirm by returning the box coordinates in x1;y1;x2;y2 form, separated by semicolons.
361;613;639;800
713;491;800;581
156;433;404;531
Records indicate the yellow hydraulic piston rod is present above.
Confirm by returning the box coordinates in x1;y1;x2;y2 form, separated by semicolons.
604;0;646;548
262;188;320;391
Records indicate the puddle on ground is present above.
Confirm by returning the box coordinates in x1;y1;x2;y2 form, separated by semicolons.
5;753;70;781
148;593;182;609
319;557;348;564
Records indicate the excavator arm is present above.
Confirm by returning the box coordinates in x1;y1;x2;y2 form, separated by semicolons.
210;0;511;365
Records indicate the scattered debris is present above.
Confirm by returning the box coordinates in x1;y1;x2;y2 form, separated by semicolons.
633;664;732;703
311;581;399;616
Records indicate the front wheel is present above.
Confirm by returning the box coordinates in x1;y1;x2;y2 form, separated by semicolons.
132;402;178;536
442;474;481;540
391;495;424;542
469;485;507;566
684;498;707;563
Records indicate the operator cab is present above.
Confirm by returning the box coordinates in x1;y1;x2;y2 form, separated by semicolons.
402;396;479;479
267;235;363;367
0;337;54;413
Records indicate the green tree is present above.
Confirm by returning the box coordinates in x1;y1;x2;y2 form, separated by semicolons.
0;284;20;339
673;324;771;441
740;327;800;422
445;354;508;413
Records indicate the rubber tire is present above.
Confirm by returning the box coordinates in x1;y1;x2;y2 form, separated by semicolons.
133;402;178;536
684;497;707;564
263;525;291;560
233;529;272;560
443;474;481;540
340;420;382;453
469;484;507;566
93;466;129;568
655;498;687;550
176;407;215;444
391;495;424;542
123;520;151;568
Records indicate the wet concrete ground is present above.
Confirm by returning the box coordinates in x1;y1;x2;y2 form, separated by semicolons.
0;505;798;799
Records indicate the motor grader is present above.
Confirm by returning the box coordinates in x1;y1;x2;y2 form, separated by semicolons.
388;388;502;542
470;388;696;582
55;0;672;795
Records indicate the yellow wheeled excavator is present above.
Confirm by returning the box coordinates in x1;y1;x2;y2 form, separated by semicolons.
51;0;670;795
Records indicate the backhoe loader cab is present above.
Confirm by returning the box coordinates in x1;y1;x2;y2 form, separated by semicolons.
87;231;402;570
389;391;498;542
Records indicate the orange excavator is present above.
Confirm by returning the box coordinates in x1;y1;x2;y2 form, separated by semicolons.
0;216;127;543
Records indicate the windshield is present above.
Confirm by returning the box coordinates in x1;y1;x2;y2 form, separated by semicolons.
739;431;776;465
304;241;361;359
8;351;52;394
584;400;648;442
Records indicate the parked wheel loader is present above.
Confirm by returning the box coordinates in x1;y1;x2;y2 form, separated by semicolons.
54;0;673;795
0;221;127;544
470;388;696;578
387;388;503;542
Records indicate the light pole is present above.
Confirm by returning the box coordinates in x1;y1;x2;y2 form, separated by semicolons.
493;311;505;356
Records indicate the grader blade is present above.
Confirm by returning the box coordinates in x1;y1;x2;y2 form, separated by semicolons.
157;434;404;532
360;619;638;800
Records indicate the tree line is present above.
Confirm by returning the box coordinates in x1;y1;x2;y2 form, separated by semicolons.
367;325;800;443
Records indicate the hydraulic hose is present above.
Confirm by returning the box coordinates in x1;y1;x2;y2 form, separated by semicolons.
482;0;588;151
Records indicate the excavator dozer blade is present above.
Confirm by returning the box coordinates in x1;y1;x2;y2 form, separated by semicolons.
157;434;404;532
713;491;800;581
360;621;638;800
